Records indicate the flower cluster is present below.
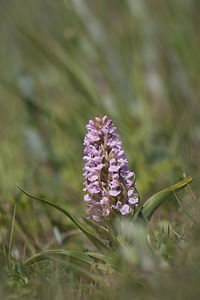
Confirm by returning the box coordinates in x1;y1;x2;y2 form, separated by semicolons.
83;116;139;223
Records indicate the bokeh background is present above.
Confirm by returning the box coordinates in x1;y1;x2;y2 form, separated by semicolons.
0;0;200;299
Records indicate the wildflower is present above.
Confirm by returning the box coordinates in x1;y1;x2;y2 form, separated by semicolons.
83;116;139;223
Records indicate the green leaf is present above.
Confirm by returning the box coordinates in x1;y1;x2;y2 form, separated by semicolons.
139;176;193;222
24;249;92;266
23;249;102;282
86;252;107;262
16;185;108;252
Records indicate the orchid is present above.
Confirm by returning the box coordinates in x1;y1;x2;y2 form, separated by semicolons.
83;116;139;223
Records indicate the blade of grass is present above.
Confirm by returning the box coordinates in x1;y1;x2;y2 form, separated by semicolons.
24;249;92;266
183;173;197;201
8;203;16;270
50;257;102;282
173;190;198;226
24;249;102;282
14;220;36;255
86;252;107;261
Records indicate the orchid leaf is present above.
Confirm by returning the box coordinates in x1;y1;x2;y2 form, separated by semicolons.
24;249;92;266
139;176;193;222
16;185;108;252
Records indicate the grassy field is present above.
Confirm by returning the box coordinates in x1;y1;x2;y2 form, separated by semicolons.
0;0;200;299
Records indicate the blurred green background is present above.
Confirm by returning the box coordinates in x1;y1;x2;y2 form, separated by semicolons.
0;0;200;298
1;0;199;198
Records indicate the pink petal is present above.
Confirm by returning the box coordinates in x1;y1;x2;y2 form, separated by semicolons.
109;165;121;172
128;197;138;205
120;204;131;215
109;189;121;197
